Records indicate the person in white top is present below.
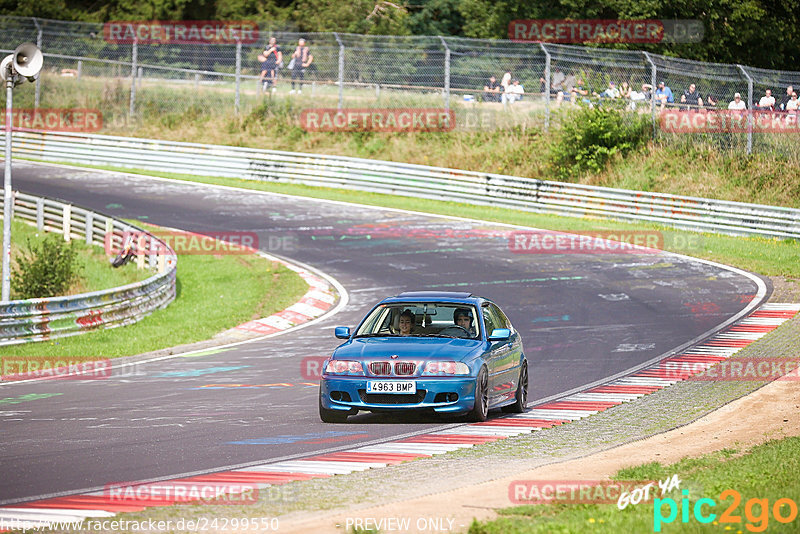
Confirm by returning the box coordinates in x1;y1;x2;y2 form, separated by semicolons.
787;92;800;111
758;89;775;109
502;79;525;106
728;93;747;110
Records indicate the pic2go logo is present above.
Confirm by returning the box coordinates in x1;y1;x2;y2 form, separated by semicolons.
654;489;799;532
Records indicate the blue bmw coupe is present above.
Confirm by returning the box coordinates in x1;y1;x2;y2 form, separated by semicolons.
319;291;528;423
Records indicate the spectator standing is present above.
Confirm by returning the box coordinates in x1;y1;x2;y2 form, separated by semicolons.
260;37;282;93
289;38;313;94
483;75;501;102
654;81;674;109
728;92;747;110
757;89;775;109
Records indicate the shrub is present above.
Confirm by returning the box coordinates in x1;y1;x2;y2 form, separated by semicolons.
11;235;83;299
550;107;651;180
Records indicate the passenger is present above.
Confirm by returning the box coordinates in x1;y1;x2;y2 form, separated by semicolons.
398;309;419;336
453;308;477;337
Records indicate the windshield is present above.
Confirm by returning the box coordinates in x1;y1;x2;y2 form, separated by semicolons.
355;303;480;339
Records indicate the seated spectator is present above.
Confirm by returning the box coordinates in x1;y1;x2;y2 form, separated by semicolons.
757;89;775;110
786;92;799;111
654;81;674;109
483;75;501;102
594;81;620;99
628;83;652;110
559;77;590;106
619;81;632;99
501;72;512;93
550;68;566;96
502;78;525;107
779;85;794;110
728;92;747;110
703;92;718;108
680;83;703;110
555;73;577;106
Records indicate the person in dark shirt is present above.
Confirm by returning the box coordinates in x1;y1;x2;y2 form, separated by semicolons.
260;37;282;93
680;83;703;110
779;85;794;110
483;75;501;102
290;38;313;94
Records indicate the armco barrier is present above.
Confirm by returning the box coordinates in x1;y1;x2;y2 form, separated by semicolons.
0;190;176;346
6;130;800;240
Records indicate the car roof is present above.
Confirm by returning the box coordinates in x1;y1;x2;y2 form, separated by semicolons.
382;291;483;305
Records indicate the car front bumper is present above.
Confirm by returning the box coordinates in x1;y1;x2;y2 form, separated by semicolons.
320;376;477;413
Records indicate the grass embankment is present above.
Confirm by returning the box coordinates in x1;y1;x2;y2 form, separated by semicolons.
0;221;309;358
470;437;800;533
7;219;149;299
18;73;800;209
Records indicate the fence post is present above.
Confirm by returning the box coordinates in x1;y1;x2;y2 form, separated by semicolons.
129;39;138;121
33;19;42;109
642;52;657;139
439;36;450;111
539;43;550;132
36;197;43;231
85;211;93;245
77;60;82;80
235;40;242;114
62;204;71;242
334;33;344;110
737;64;753;155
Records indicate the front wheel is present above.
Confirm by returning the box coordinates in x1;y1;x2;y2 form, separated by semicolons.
468;367;489;422
502;362;528;413
319;393;348;423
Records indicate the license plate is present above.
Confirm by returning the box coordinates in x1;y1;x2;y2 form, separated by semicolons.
366;381;416;394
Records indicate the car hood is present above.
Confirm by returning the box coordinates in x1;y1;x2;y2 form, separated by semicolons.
334;337;484;362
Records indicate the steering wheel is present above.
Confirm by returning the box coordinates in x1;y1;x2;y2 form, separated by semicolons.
438;325;470;338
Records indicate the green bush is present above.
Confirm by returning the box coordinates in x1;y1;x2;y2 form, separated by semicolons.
12;235;83;299
550;107;651;179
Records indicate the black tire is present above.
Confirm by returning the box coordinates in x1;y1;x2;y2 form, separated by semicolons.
502;362;528;413
468;367;489;422
319;393;348;423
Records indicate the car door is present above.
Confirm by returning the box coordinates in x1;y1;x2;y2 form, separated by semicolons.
482;303;511;405
487;303;521;404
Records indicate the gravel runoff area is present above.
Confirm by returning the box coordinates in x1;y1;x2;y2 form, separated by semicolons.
254;276;800;533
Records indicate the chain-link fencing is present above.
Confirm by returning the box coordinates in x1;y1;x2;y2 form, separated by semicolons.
0;16;798;154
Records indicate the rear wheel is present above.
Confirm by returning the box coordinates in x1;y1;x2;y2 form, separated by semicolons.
319;392;349;423
502;362;528;413
468;367;489;422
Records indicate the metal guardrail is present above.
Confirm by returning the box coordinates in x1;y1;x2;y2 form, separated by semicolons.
0;189;177;345
6;130;800;240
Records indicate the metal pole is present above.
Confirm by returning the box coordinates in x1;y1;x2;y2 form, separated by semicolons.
439;37;450;111
643;52;657;139
539;43;550;132
737;64;753;154
129;39;138;121
34;22;42;109
334;33;344;110
77;60;82;80
2;77;13;301
235;41;242;114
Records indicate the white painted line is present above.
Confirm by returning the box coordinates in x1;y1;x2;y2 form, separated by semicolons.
714;332;767;340
354;443;471;454
738;318;788;326
613;377;680;386
568;393;643;402
435;427;534;436
237;465;358;475
759;303;800;310
276;460;385;471
517;409;599;419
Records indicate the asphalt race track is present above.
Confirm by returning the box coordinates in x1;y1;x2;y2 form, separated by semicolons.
0;162;767;504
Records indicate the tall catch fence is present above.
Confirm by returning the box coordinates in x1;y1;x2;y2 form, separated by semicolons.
0;16;799;154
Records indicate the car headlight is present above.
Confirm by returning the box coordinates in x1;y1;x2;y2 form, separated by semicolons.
324;360;365;376
422;361;470;376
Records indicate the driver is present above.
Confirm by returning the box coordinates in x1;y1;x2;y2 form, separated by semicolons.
453;308;476;337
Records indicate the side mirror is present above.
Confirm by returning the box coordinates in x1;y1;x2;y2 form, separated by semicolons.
334;326;351;339
488;328;511;341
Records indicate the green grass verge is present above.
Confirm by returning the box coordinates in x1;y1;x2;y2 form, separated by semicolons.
470;437;800;533
25;158;800;279
0;235;309;358
7;218;150;299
